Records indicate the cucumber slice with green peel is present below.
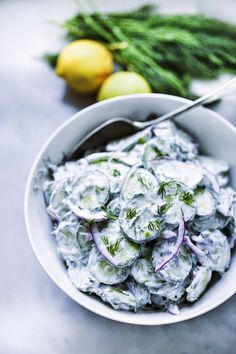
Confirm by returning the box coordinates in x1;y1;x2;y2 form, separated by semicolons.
152;160;203;189
195;188;217;217
198;156;229;175
68;263;98;292
165;199;196;226
192;230;231;272
86;152;111;166
186;266;212;302
121;167;159;201
189;212;229;233
153;121;197;161
106;198;121;218
119;195;164;243
131;258;163;288
127;279;151;307
70;170;110;211
217;174;229;187
150;281;186;302
91;220;141;268
217;187;236;217
143;140;168;170
152;242;192;283
105;161;130;194
55;219;93;265
53;160;88;181
95;285;138;311
88;246;129;285
47;179;71;220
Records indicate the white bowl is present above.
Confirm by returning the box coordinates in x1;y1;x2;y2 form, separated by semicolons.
25;94;236;325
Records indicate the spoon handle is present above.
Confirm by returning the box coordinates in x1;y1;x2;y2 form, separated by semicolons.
136;77;236;128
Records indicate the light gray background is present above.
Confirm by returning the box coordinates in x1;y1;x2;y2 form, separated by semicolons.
1;1;236;353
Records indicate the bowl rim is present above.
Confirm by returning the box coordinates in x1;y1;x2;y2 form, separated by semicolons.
24;93;236;325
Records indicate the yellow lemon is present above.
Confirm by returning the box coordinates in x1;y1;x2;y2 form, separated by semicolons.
56;40;113;94
97;71;152;101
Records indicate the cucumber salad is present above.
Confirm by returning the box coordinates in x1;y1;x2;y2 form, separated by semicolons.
44;121;236;315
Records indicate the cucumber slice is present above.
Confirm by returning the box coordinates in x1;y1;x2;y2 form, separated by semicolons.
70;170;110;211
152;160;203;189
189;212;229;233
143;140;168;170
217;174;229;188
86;152;111;166
121;167;159;200
120;195;164;243
55;219;93;266
192;230;231;272
68;263;97;292
91;220;141;267
127;279;151;307
150;281;186;302
106;161;130;194
53;160;88;181
153;121;197;160
152;241;192;283
217;187;236;217
165;199;196;226
95;285;138;311
88;246;129;285
131;258;163;288
186;266;212;302
47;179;71;220
195;188;217;217
198;156;229;175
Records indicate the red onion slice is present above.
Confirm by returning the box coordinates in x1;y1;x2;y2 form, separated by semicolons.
67;200;107;222
184;235;205;257
155;210;185;272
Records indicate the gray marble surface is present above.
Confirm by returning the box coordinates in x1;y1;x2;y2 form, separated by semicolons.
1;1;236;353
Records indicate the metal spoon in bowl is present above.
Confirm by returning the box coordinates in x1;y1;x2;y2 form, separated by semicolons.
68;77;236;160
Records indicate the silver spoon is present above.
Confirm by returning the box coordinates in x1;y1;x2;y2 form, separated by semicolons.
68;77;236;160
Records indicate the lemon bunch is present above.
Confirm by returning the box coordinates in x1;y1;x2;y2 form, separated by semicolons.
56;40;151;100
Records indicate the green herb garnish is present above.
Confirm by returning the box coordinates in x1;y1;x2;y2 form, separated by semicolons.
158;181;183;197
126;208;138;220
44;5;236;97
179;191;195;206
112;168;121;177
137;137;146;144
157;202;173;216
101;236;121;257
137;173;152;189
99;259;108;269
148;219;161;231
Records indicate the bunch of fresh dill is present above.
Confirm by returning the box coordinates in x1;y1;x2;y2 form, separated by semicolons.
44;4;236;98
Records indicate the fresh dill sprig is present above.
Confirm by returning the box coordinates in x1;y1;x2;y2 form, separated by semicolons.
157;202;173;216
112;287;126;294
112;168;121;177
179;191;195;206
101;236;121;256
137;173;152;189
90;157;108;164
99;259;108;269
158;180;183;197
101;205;118;221
148;219;161;231
126;207;138;220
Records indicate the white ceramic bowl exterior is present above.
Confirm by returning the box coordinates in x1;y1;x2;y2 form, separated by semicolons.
25;94;236;325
